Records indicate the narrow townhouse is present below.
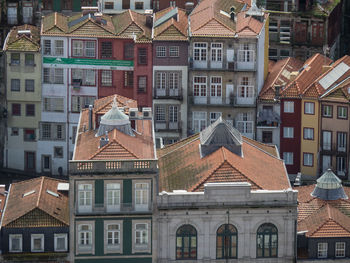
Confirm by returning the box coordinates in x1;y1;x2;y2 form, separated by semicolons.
187;0;269;138
152;7;189;144
69;95;157;262
3;25;41;173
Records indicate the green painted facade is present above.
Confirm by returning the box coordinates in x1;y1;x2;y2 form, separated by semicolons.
51;0;97;12
123;179;132;204
95;179;104;205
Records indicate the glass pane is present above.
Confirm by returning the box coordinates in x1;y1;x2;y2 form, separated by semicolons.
57;237;65;250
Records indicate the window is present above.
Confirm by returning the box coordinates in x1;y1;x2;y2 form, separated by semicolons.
257;223;278;258
40;122;66;140
337;132;347;152
337;156;346;176
237;77;254;99
43;68;64;84
23;4;33;23
156;46;166;57
9;234;22;252
283;152;293;165
169;105;178;123
105;2;114;9
156;72;166;90
303;153;313;166
283;127;294;138
304;102;314;114
318;242;327;258
25;53;35;66
54;233;67;252
25;79;34;92
138;48;147;65
280;49;290;58
124;71;133;87
138;76;147;93
31;234;44;252
124;43;134;60
54;40;64;56
78;184;92;213
193;76;207;97
12;103;21;116
169;46;179;57
24;129;35;141
176;225;197;259
7;5;17;24
11;127;19;136
26;104;35;116
194;43;207;61
135;183;149;210
193;111;207;132
155;105;165;122
44;40;51;55
72;40;96;57
101;41;113;58
169;72;179;94
101;70;112;86
322;131;331;150
338;106;347;119
304;128;314;140
107;224;120;246
135;223;148;245
106;183;120;212
11;79;20;91
54;146;64;158
11;53;20;65
284;101;294;113
170;0;176;6
210;112;222;124
335;242;345;257
210;77;222;98
72;126;77;145
217;224;237;259
42;155;51;172
44;98;64;112
78;224;93;250
135;2;144;9
238;43;254;62
262;131;273;143
211;43;222;62
322;105;332;117
72;69;96;86
236;112;253;135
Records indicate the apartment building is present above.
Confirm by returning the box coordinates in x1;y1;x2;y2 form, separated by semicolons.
153;0;198;11
98;0;151;13
3;25;41;172
42;0;96;14
69;95;157;262
152;7;188;144
187;0;268;138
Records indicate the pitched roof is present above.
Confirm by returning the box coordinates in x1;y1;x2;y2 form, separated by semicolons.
189;0;265;37
158;121;290;192
259;57;303;101
296;184;350;238
5;25;40;52
93;94;137;116
74;95;155;161
153;7;188;41
320;76;350;103
2;177;69;227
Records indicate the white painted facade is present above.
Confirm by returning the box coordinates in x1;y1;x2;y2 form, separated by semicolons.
156;183;297;262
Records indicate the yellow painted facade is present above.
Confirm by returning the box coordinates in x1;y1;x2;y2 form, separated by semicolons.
300;99;319;176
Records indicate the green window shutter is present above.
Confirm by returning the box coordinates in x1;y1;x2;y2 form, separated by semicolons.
95;179;104;205
95;219;104;256
53;0;61;11
123;179;132;204
123;219;132;254
72;0;81;12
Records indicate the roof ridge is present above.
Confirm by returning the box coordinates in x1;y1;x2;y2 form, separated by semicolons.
157;134;200;157
36;177;44;207
242;138;282;161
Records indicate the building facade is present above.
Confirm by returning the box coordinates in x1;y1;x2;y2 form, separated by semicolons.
69;95;157;262
98;0;151;13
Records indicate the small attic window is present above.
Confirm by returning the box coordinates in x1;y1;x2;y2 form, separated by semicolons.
23;190;35;197
46;189;59;198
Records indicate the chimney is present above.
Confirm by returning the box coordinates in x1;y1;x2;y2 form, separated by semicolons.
88;105;93;130
289;71;299;81
185;2;195;15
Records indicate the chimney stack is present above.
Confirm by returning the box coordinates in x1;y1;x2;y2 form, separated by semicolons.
88;105;93;130
185;2;194;15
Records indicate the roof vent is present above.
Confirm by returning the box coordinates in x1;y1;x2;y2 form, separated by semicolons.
23;190;35;197
17;30;31;37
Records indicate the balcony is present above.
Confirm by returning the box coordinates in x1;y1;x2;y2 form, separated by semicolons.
69;159;158;175
320;144;347;155
155;121;181;132
257;110;280;127
154;88;182;100
76;202;152;215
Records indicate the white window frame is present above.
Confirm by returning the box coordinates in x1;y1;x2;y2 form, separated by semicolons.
283;152;293;165
304;102;315;114
134;182;149;211
132;219;151;253
43;97;64;112
304;128;314;140
54;233;68;252
335;242;345;257
338;106;347;119
77;222;94;254
236;112;253;135
104;220;123;254
169;105;178;123
210;76;222;104
54;40;64;56
193;76;207;104
106;183;121;212
211;43;222;62
169;46;179;57
193;42;207;61
322;130;331;150
156;46;166;57
284;101;294;113
337;156;346;176
43;40;51;55
317;242;328;258
337;132;347;152
323;105;332;117
238;43;254;62
155;105;166;122
210;112;222;124
303;153;313;167
9;234;22;253
78;183;93;213
31;234;44;252
43;68;64;84
193;111;207;132
283;127;294;138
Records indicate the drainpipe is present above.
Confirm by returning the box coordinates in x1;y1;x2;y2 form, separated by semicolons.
66;37;70;176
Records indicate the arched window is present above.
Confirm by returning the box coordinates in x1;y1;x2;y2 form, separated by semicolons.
216;224;237;259
176;224;197;259
257;223;278;258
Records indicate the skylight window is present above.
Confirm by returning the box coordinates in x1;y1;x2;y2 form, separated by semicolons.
23;190;35;197
319;62;350;90
46;189;59;198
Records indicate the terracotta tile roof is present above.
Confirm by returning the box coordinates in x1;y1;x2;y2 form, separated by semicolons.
320;77;350;103
5;25;40;52
74;95;155;161
93;94;137;115
2;177;69;227
153;7;188;41
296;185;350;238
236;11;267;36
158;134;290;192
259;58;303;101
281;53;332;98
